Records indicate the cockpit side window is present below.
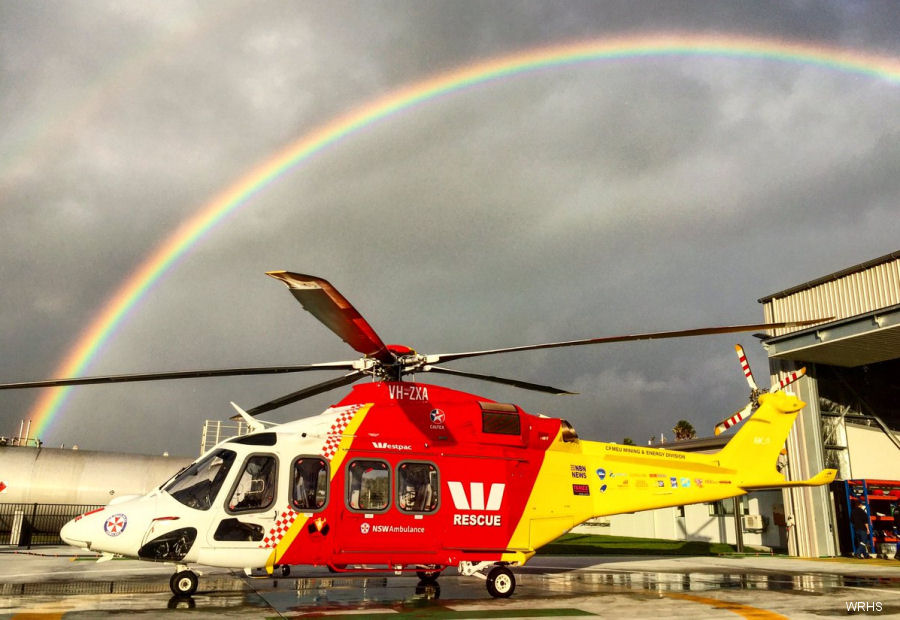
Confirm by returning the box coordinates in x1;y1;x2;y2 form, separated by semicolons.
227;454;278;513
164;449;236;511
347;460;390;512
397;462;438;513
291;457;328;512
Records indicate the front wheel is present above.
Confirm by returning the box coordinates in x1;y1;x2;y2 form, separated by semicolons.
170;570;199;596
486;566;515;598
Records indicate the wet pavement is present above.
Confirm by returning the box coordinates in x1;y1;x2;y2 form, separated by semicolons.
2;547;899;618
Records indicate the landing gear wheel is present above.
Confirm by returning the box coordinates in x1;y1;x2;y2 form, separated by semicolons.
416;569;441;583
486;566;515;598
280;564;291;577
170;570;199;596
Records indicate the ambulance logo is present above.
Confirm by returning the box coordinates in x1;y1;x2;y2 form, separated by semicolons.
103;513;127;537
448;481;504;526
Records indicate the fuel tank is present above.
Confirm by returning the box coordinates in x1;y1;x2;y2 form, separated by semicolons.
0;446;192;505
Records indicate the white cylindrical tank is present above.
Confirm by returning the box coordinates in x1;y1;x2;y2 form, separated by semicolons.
0;446;193;505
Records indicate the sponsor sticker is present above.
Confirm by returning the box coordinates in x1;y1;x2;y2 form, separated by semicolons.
572;484;590;496
371;441;412;450
570;464;587;479
448;481;505;526
596;468;606;480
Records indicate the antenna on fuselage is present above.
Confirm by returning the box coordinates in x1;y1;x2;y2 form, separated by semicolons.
230;402;271;432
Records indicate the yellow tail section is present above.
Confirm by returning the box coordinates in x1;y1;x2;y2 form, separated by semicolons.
717;391;836;490
506;390;836;562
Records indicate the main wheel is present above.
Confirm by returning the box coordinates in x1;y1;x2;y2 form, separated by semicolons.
170;570;199;596
280;564;291;577
486;566;515;598
416;568;441;583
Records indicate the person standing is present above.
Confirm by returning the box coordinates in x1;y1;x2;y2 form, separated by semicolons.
850;500;871;559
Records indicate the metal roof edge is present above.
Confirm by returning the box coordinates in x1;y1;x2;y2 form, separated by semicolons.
761;302;900;345
758;249;900;304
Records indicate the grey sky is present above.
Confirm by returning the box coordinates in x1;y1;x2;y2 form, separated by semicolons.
1;1;898;456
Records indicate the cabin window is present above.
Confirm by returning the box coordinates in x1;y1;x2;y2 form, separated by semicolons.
397;462;439;513
165;449;236;511
227;454;277;513
228;432;277;446
347;459;390;512
213;518;265;542
292;457;328;512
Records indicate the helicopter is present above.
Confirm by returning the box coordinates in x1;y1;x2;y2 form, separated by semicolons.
1;271;836;598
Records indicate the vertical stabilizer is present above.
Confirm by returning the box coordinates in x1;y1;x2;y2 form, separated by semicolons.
717;391;835;489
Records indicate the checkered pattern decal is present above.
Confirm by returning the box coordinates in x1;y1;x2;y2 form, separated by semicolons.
262;506;297;548
321;406;360;460
259;404;363;549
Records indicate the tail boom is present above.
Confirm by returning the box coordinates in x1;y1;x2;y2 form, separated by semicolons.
508;390;835;557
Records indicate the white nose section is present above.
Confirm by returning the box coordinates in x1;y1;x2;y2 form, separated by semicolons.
60;516;91;549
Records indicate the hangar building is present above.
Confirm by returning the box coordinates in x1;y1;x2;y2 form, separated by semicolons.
760;250;900;557
577;250;900;556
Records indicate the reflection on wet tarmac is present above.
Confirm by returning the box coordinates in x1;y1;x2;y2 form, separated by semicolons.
4;564;900;617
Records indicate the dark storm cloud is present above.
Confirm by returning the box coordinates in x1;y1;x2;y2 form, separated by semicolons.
1;1;898;455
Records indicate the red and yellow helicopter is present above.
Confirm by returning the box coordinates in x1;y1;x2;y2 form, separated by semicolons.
3;272;835;598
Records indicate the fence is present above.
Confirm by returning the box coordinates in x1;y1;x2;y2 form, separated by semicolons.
0;503;102;548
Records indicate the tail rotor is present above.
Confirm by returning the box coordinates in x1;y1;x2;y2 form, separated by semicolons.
714;344;806;435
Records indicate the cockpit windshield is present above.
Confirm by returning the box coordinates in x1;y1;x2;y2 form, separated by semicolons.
164;449;236;510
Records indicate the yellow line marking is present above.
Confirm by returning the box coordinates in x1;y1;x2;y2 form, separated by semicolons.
664;592;788;619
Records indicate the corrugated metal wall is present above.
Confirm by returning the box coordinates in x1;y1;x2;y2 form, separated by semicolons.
762;255;900;337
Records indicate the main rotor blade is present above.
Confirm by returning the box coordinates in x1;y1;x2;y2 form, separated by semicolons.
268;271;394;364
431;318;831;364
245;371;367;417
422;365;576;395
0;362;357;390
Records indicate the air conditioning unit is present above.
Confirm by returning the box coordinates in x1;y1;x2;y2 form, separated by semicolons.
742;514;765;531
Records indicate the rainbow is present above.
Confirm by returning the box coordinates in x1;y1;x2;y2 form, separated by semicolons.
28;33;900;440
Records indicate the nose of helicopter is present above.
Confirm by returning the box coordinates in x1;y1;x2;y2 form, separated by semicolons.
60;495;150;555
60;508;103;549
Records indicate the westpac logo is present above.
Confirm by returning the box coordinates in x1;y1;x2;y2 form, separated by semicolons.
371;441;412;450
448;481;505;526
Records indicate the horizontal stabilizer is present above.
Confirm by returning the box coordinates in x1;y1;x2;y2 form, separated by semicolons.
740;468;837;491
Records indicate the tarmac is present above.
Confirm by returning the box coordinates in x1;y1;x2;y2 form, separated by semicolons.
2;547;899;619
